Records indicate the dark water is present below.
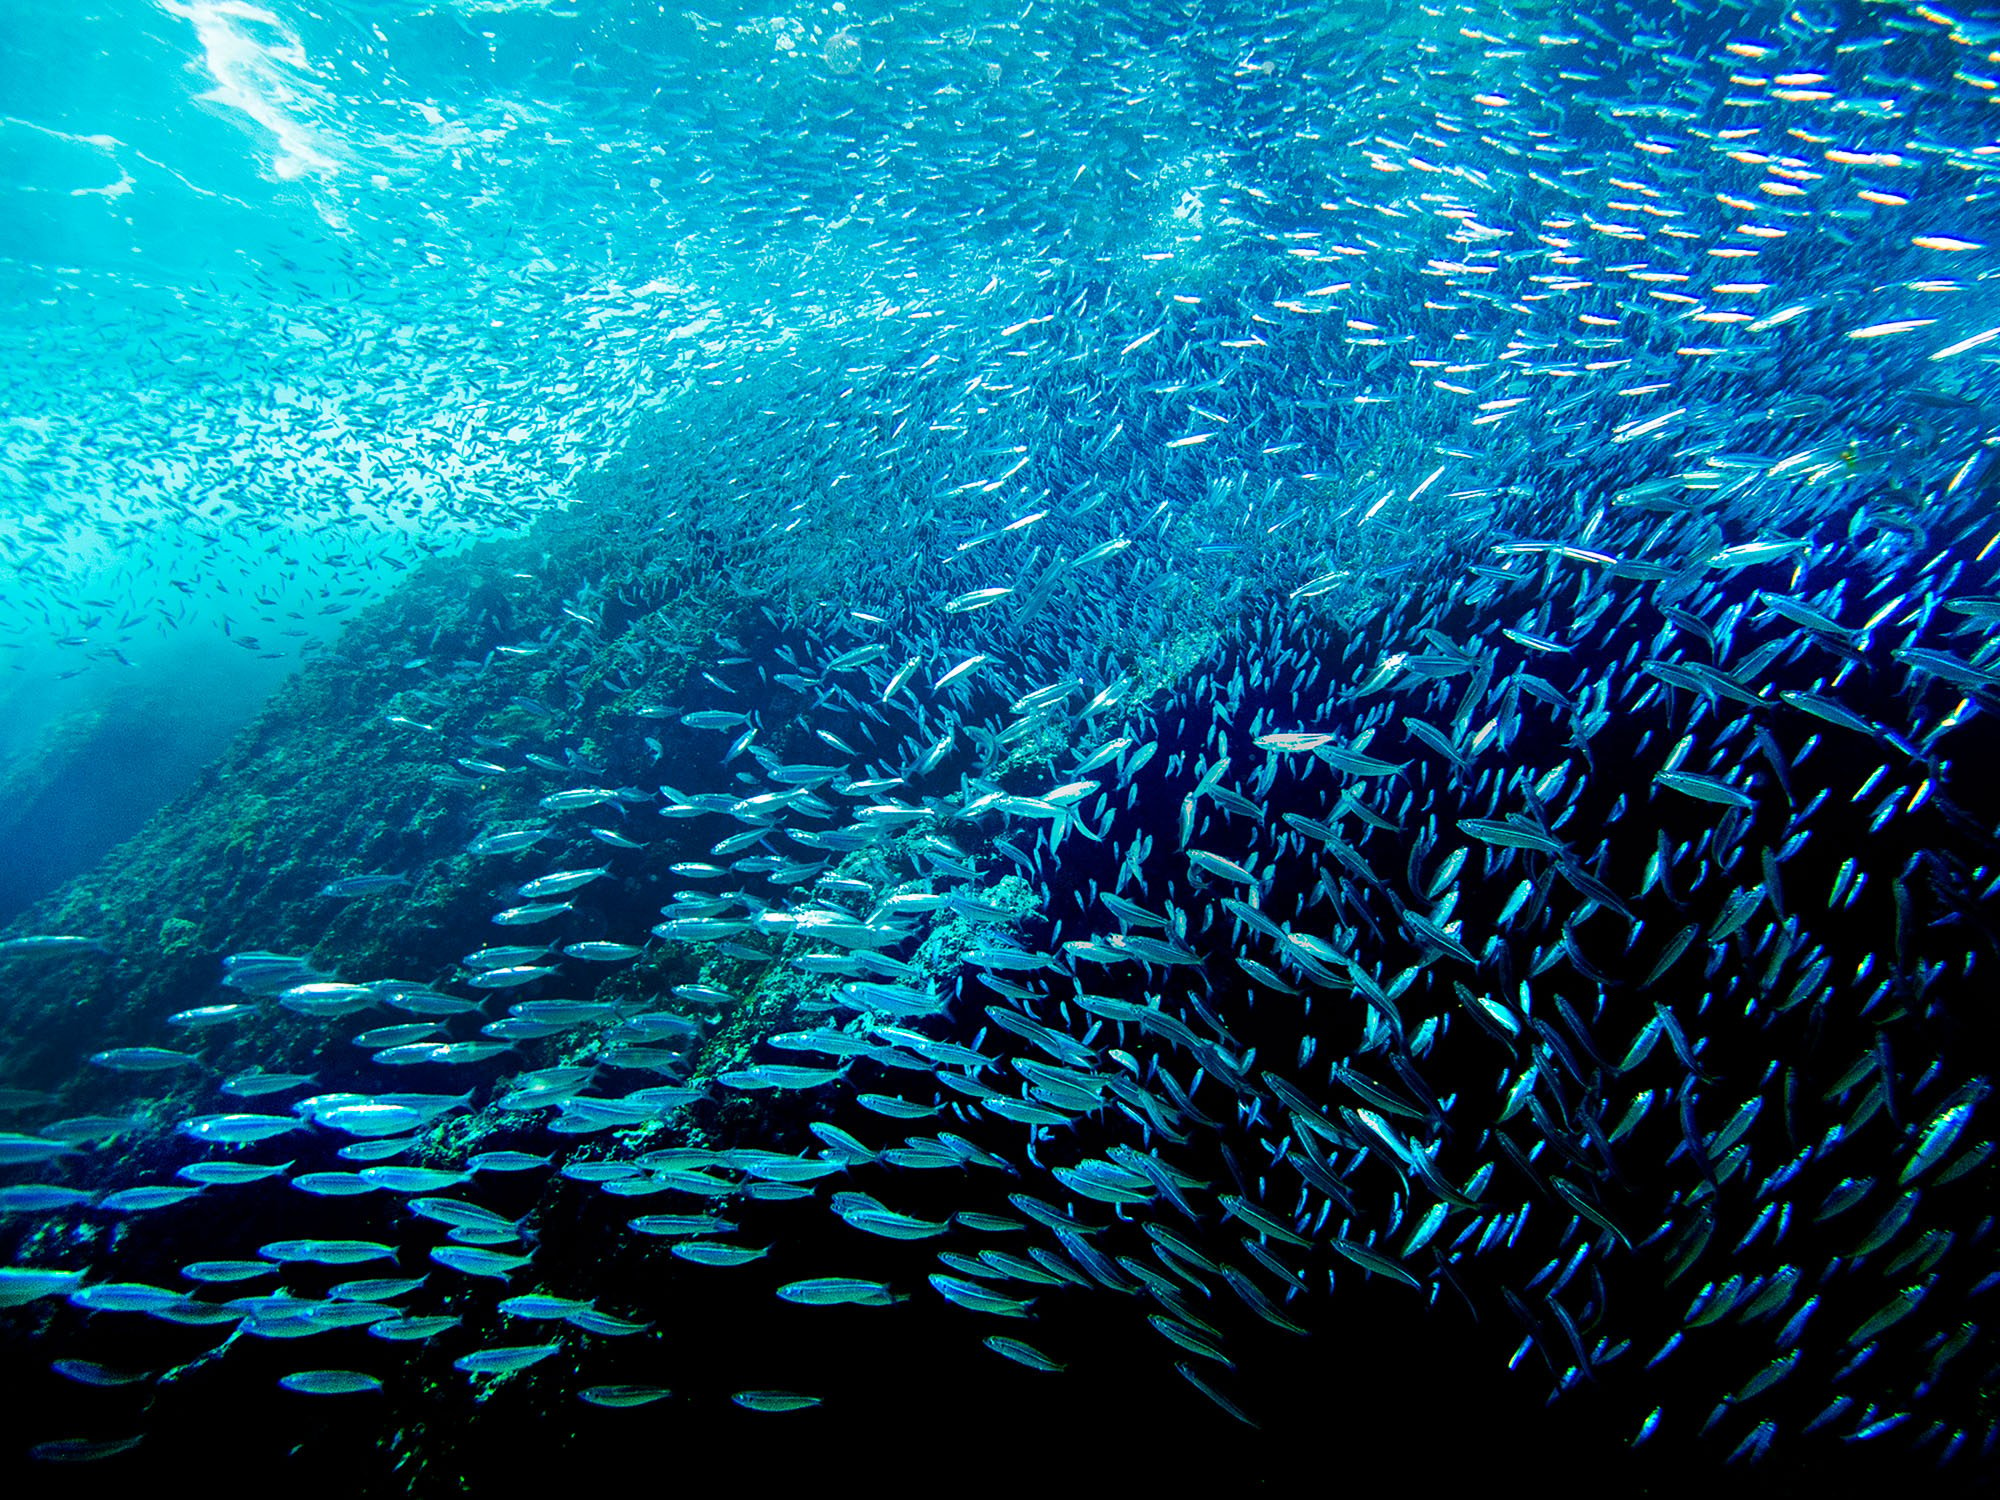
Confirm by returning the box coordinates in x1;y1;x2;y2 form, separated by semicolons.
0;641;307;924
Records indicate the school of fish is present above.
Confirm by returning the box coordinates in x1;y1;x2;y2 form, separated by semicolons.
2;0;1999;1486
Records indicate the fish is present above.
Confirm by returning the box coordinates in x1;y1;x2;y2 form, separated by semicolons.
0;1267;88;1306
579;1385;673;1407
368;1317;461;1342
0;1135;82;1167
982;1335;1066;1372
0;1185;97;1212
27;1436;144;1462
179;1114;306;1145
258;1241;398;1267
99;1186;204;1212
279;1370;384;1395
516;867;609;899
453;1344;561;1376
429;1246;533;1279
561;941;642;962
943;587;1013;614
220;1070;319;1098
669;1242;770;1267
776;1277;904;1307
319;874;411;899
467;829;551;857
730;1391;821;1413
929;1273;1035;1317
330;1277;428;1302
0;936;109;959
88;1048;199;1073
51;1358;151;1387
180;1260;279;1283
1653;770;1757;811
831;1196;951;1241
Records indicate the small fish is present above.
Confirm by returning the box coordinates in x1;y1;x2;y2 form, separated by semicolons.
0;1186;96;1213
492;902;574;926
1069;537;1131;568
368;1316;461;1342
52;1358;151;1387
1846;317;1936;339
28;1436;144;1462
181;1260;278;1283
0;1135;80;1167
469;1151;551;1173
580;1385;673;1407
982;1335;1066;1371
0;1267;88;1305
100;1186;204;1213
776;1278;903;1307
259;1240;398;1267
220;1070;318;1098
930;1274;1035;1317
730;1390;821;1412
562;941;642;962
453;1343;562;1375
430;1246;534;1279
0;935;109;959
670;1242;771;1267
881;657;921;702
89;1047;199;1073
516;867;609;899
179;1114;305;1145
944;584;1016;612
279;1370;383;1395
329;1277;427;1301
467;829;549;856
933;654;990;690
1654;770;1756;810
318;873;410;898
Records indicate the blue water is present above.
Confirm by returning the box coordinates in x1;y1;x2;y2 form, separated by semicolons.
1;0;743;901
4;0;2000;1489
